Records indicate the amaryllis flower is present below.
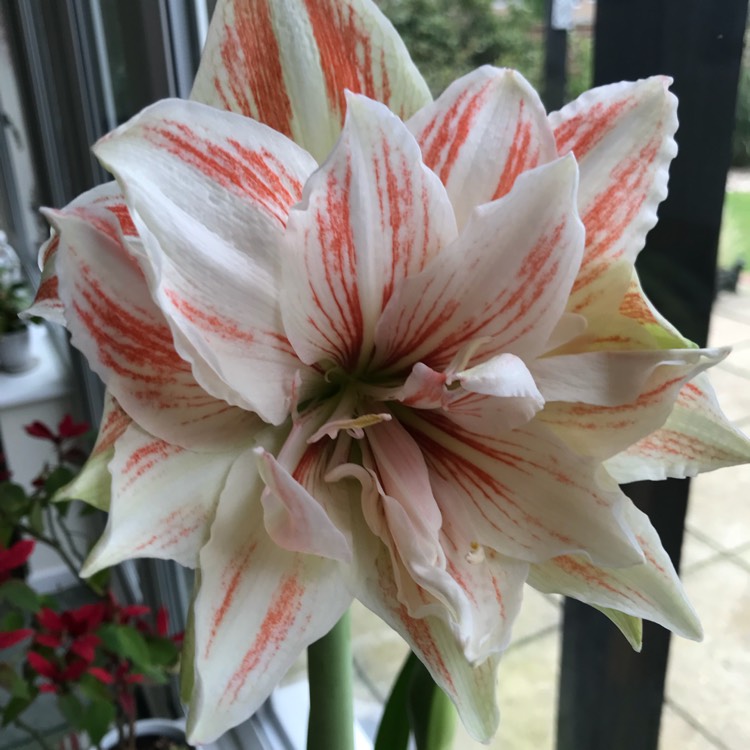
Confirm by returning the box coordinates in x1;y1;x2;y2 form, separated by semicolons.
28;0;750;744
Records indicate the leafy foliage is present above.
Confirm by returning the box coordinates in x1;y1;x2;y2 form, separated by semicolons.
376;0;542;95
0;272;35;334
566;28;593;103
0;416;183;749
732;62;750;167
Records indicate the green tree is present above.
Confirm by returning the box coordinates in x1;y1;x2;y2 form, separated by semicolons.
732;62;750;167
377;0;542;95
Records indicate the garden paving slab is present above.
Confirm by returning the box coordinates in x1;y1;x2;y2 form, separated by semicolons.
665;557;750;750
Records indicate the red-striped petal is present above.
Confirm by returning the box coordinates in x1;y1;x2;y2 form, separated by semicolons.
191;0;431;162
81;422;253;575
531;347;726;406
537;348;726;461
528;501;702;640
400;411;643;568
409;66;557;229
187;454;351;744
282;93;456;371
374;155;583;372
60;392;132;511
550;77;678;316
361;419;529;663
50;205;257;452
352;514;502;742
94;98;320;426
257;407;352;561
606;373;750;482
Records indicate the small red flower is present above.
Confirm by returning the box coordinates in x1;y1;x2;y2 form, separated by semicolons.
119;604;151;621
67;602;107;633
34;633;62;648
58;415;90;440
119;689;136;719
0;629;33;649
70;633;100;663
36;607;65;632
60;659;89;682
27;651;58;679
0;539;35;583
88;666;115;685
24;420;57;442
156;607;169;637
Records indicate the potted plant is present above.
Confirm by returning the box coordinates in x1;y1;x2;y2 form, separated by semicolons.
0;231;40;372
0;416;194;750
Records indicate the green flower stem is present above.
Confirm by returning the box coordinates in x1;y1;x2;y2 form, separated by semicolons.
48;504;85;567
306;610;354;750
8;519;82;583
419;683;457;750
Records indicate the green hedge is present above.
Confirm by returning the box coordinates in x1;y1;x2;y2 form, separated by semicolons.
732;63;750;167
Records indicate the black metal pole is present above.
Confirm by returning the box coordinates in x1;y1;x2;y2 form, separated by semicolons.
542;0;568;111
557;3;749;750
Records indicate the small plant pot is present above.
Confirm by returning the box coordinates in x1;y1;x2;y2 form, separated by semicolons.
100;718;189;750
98;717;219;750
0;325;34;372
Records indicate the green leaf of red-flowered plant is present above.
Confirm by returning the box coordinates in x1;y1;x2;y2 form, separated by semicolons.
0;663;16;690
0;483;29;519
97;623;150;669
0;611;24;632
81;667;115;689
45;467;76;497
83;697;116;745
2;693;34;725
0;663;31;698
29;502;44;537
57;692;87;731
56;500;73;518
84;567;111;596
0;580;42;612
84;668;115;689
145;636;180;668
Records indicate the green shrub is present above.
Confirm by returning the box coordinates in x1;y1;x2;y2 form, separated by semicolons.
732;63;750;167
377;0;542;96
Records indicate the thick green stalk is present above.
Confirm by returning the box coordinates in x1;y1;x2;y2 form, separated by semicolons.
306;610;354;750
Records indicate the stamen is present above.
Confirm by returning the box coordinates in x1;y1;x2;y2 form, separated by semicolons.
308;412;392;443
445;336;492;379
465;541;485;564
